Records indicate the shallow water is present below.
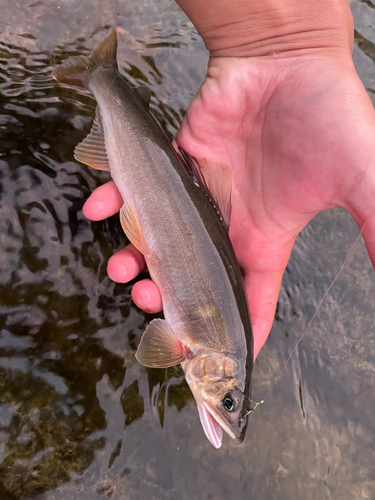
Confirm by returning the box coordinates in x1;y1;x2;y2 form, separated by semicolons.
0;1;374;499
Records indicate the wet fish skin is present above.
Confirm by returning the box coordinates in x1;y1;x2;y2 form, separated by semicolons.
53;29;253;448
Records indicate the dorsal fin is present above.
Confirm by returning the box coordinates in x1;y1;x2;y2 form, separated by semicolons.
178;148;232;230
74;108;109;171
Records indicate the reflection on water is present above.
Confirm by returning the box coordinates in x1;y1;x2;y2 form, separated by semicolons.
0;0;374;499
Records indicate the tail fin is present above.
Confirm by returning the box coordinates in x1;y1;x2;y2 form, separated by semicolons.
52;29;118;88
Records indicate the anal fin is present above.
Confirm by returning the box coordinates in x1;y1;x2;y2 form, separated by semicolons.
74;108;110;171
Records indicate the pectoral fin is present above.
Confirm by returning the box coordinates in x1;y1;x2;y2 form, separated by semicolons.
136;319;185;368
74;108;109;171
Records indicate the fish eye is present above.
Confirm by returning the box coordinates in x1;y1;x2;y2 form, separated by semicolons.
223;394;238;412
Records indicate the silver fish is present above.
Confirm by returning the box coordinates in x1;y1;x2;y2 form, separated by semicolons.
53;30;253;448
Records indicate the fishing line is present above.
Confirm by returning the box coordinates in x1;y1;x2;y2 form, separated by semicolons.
250;222;367;411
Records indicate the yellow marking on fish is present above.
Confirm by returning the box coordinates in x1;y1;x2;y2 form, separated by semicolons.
198;305;217;319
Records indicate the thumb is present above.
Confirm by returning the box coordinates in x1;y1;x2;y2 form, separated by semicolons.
343;173;375;270
240;232;297;360
243;267;285;360
352;211;375;269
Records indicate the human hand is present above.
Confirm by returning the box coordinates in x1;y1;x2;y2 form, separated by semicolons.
83;1;375;359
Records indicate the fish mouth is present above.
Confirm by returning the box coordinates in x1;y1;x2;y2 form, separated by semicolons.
197;402;223;449
202;401;238;441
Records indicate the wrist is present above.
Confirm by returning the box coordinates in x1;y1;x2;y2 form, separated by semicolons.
176;0;353;58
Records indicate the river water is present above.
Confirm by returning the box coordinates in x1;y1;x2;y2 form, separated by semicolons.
0;1;374;499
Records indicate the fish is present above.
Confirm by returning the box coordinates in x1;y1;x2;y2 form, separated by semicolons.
53;29;253;448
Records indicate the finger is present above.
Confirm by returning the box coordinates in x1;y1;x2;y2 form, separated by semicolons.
131;279;163;313
83;181;123;221
340;161;375;268
354;212;375;269
243;268;285;360
107;245;146;283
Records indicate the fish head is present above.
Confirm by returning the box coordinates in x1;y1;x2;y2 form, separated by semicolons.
185;350;251;448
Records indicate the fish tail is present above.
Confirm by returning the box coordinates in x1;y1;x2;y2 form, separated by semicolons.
52;29;118;88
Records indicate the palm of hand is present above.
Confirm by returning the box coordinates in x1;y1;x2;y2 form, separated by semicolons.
175;56;375;355
84;54;375;358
